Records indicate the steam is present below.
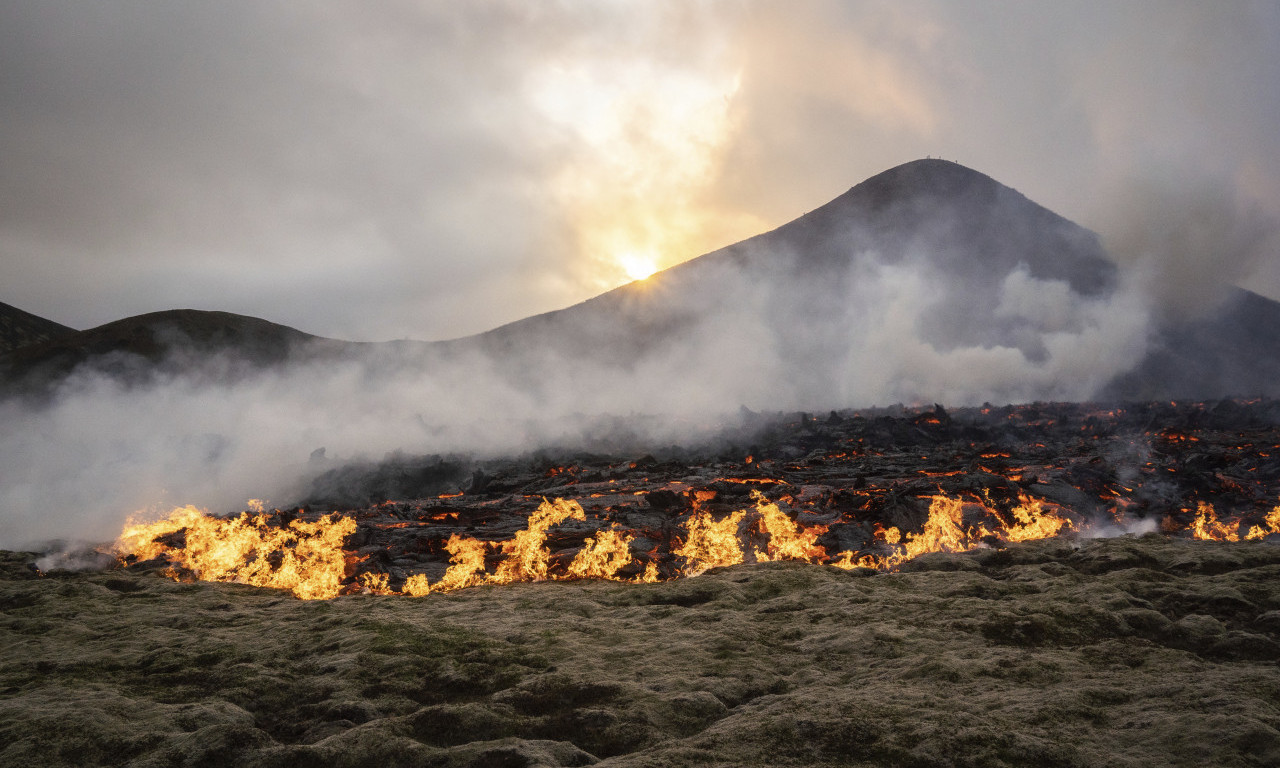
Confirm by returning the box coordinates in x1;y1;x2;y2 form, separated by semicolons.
1095;170;1280;320
0;186;1156;550
1079;517;1161;540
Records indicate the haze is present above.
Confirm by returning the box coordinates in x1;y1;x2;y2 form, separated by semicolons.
2;1;1278;341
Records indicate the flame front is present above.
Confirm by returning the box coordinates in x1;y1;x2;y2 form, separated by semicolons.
1246;506;1280;540
1191;501;1239;542
115;506;355;600
113;486;1280;599
751;491;828;563
435;533;490;591
566;526;636;581
1003;493;1074;542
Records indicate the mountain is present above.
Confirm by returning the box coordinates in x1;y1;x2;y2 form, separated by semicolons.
1100;287;1280;401
0;309;353;396
0;301;75;355
470;159;1116;362
3;159;1278;404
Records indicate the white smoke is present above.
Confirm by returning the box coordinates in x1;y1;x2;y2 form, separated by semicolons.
0;227;1154;550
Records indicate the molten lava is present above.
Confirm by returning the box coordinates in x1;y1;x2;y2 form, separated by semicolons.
109;400;1280;600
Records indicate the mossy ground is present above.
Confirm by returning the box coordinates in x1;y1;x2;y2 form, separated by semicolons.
3;536;1280;767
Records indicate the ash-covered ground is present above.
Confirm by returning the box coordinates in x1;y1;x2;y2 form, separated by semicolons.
3;398;1280;766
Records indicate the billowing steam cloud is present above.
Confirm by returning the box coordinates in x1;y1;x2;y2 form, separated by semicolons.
3;2;1276;550
0;167;1155;549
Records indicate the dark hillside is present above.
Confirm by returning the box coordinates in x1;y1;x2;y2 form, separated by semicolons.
0;300;75;354
0;309;342;396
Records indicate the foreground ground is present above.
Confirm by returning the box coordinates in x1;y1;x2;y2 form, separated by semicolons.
3;535;1280;767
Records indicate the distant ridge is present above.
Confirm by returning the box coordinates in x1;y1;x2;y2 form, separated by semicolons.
0;309;346;396
0;301;75;355
4;159;1279;403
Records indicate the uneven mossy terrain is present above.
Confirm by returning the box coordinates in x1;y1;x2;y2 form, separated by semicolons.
3;536;1280;767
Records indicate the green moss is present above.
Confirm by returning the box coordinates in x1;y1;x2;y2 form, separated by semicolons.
5;538;1280;766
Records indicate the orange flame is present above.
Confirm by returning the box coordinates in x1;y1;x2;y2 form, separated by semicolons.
492;497;586;583
566;526;636;581
750;491;828;563
1002;493;1074;542
359;572;395;595
402;573;432;597
114;505;355;600
831;493;1074;572
114;488;1280;601
675;509;747;575
434;533;490;591
1191;501;1239;542
1246;506;1280;540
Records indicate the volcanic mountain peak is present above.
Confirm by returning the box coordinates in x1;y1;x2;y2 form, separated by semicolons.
771;158;1113;291
3;158;1279;404
471;158;1120;378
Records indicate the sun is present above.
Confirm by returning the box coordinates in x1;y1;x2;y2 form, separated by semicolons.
618;251;658;282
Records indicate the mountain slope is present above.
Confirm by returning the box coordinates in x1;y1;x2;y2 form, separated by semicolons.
1101;287;1280;400
3;159;1278;405
472;158;1118;364
0;309;353;396
0;301;75;354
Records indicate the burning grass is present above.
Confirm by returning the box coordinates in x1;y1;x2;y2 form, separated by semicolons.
104;399;1280;601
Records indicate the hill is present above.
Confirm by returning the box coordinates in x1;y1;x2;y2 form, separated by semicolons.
0;300;75;354
0;309;354;397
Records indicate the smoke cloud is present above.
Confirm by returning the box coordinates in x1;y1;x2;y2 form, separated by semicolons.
0;171;1156;549
2;2;1277;549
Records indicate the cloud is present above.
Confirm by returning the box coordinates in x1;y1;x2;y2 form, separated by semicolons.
1;1;1277;342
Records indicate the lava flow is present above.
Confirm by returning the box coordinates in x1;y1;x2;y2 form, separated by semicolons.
111;399;1280;599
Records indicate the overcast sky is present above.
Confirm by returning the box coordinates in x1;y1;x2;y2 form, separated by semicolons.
2;0;1278;341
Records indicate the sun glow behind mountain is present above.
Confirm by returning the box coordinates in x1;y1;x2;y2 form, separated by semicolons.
527;49;758;291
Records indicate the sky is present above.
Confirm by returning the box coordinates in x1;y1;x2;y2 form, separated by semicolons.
2;0;1279;342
